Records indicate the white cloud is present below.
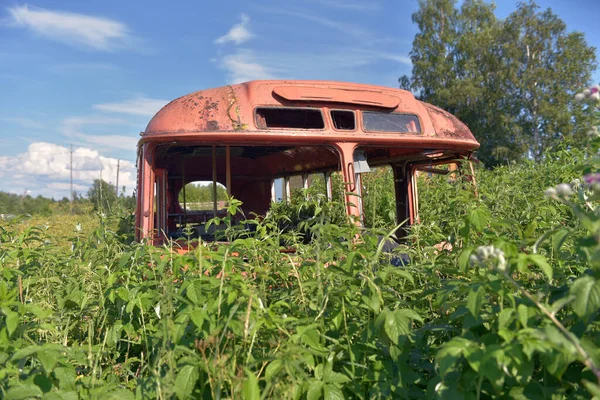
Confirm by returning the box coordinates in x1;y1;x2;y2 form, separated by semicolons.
212;7;410;86
75;134;139;151
215;48;410;84
0;142;136;198
6;5;134;51
93;97;169;116
219;50;277;83
215;14;253;45
258;7;372;40
0;117;45;129
47;182;89;192
60;116;141;151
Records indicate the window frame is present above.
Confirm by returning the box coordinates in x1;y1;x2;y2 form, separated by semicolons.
360;111;423;134
254;106;327;131
329;108;357;132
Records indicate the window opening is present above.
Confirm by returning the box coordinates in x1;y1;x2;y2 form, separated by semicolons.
178;181;228;212
255;107;325;129
363;112;421;133
330;110;355;130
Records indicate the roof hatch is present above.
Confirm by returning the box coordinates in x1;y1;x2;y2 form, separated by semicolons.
273;86;400;108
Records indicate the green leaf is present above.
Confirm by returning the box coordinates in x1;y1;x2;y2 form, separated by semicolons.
42;392;78;400
324;384;344;400
302;329;326;352
458;247;474;272
189;308;205;329
543;325;577;355
33;374;52;393
307;380;324;400
5;383;43;400
4;309;19;336
186;281;200;304
583;380;600;399
551;229;570;253
37;348;60;373
104;389;135;400
384;309;415;345
570;275;600;320
361;294;380;313
528;254;553;281
518;304;532;328
467;284;484;318
265;359;283;381
394;309;423;324
326;372;350;385
174;365;199;400
517;254;528;274
497;308;514;330
53;366;76;390
243;368;260;400
468;207;490;231
436;338;469;379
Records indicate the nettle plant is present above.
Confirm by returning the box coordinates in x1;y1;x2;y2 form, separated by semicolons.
429;85;600;398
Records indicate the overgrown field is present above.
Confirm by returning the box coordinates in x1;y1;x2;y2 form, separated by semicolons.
2;145;600;399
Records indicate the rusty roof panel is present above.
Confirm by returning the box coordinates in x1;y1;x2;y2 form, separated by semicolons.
272;86;400;108
143;80;479;150
422;103;476;142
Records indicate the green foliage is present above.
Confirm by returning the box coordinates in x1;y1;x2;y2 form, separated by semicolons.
0;192;70;217
87;179;118;214
179;182;228;207
2;144;600;398
401;0;597;166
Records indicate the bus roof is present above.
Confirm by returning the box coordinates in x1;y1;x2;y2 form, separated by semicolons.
142;80;479;151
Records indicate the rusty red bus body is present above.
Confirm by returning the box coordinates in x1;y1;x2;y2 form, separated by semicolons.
136;80;479;243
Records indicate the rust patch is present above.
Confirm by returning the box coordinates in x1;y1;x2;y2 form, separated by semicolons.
206;120;219;131
205;100;219;111
422;103;474;141
226;85;247;131
179;98;223;131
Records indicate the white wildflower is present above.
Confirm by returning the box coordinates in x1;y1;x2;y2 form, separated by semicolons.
583;88;591;96
470;245;507;273
575;93;586;102
555;183;574;197
154;303;161;319
591;92;600;101
544;187;558;200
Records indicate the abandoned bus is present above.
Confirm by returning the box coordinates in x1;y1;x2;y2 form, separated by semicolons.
135;80;479;243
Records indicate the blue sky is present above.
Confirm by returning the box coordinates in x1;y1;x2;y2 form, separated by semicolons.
0;0;598;198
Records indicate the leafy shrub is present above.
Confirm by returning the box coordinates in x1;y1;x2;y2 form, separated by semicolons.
1;88;600;398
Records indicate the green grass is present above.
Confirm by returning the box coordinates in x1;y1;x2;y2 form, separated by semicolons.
1;143;600;399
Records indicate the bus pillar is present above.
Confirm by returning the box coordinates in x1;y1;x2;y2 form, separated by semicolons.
336;142;360;221
212;146;218;217
271;180;276;203
325;172;332;201
139;142;156;241
283;177;290;203
225;145;231;197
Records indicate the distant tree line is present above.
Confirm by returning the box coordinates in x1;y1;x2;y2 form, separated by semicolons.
400;0;597;166
178;182;228;205
87;179;136;214
0;191;71;217
0;179;136;217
